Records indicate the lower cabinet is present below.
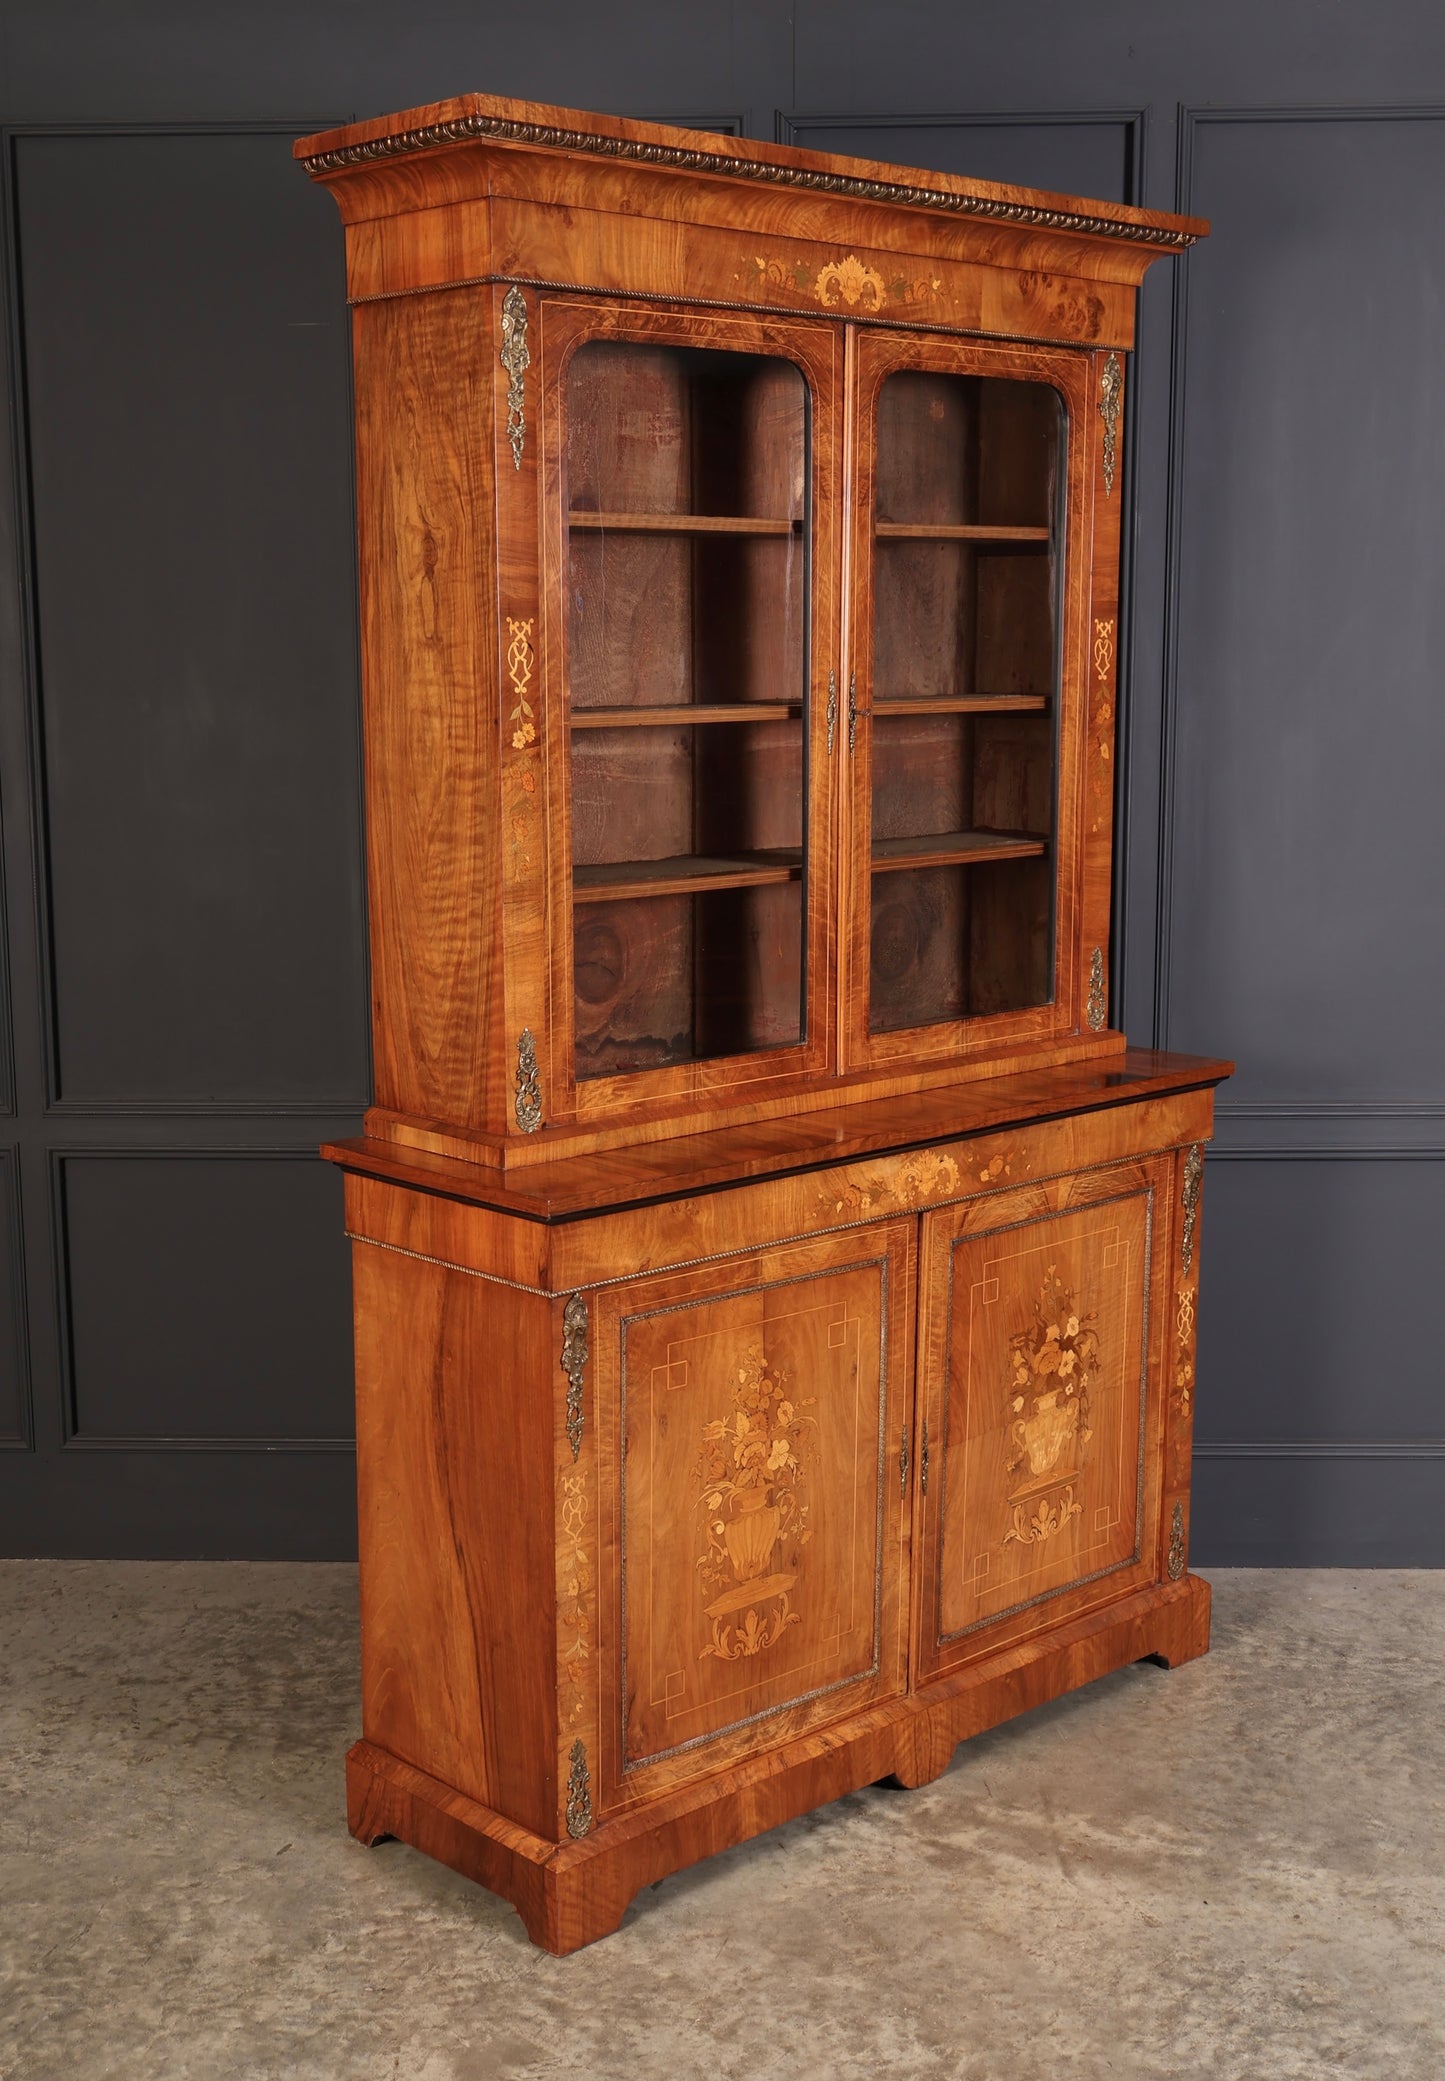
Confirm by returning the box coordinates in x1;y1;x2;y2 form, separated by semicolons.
339;1093;1215;1953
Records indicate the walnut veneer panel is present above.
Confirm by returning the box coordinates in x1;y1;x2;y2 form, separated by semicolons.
351;288;506;1132
352;1240;558;1837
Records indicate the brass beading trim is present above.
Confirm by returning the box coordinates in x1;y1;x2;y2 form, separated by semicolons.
301;112;1199;252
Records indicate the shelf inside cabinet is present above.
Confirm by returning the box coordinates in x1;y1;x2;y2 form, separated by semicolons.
871;830;1048;872
569;511;802;536
875;522;1051;543
872;694;1049;717
570;703;802;729
574;849;804;903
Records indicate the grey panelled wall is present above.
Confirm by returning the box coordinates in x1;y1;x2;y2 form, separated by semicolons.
1;2;1441;1559
18;132;368;1110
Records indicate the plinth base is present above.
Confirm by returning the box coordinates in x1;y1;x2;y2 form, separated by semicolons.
346;1572;1211;1955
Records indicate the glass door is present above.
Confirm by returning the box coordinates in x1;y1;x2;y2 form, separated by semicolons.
846;334;1088;1070
544;304;838;1115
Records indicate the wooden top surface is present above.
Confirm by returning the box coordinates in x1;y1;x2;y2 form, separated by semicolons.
323;1048;1233;1223
293;92;1208;252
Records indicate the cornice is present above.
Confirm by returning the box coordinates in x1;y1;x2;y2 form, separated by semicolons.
297;111;1200;252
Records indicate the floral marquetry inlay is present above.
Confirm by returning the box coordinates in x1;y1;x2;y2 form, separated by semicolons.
1002;1268;1100;1550
1174;1284;1197;1411
1005;1486;1082;1546
739;253;942;314
694;1348;815;1663
819;1145;1035;1224
814;254;887;309
506;616;537;750
1093;617;1116;682
558;1469;593;1728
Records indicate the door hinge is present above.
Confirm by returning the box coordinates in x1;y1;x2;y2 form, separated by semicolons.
826;668;838;755
561;1293;589;1460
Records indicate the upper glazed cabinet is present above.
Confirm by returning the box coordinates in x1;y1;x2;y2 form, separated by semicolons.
551;315;1087;1112
313;97;1187;1166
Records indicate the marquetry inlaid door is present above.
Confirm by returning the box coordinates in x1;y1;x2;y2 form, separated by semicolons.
912;1155;1170;1684
591;1222;913;1810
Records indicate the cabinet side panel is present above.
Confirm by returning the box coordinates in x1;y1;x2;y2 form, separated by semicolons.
352;291;504;1130
352;1236;556;1836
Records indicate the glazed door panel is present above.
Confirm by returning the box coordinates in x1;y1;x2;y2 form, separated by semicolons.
536;297;844;1128
593;1222;913;1810
913;1156;1168;1684
842;328;1098;1076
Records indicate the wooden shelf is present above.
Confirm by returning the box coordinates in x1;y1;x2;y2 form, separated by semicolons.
872;830;1048;872
873;694;1049;717
875;521;1051;542
569;511;801;536
571;703;802;730
574;850;803;904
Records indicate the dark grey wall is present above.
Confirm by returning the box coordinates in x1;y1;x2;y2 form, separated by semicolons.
2;3;1441;1559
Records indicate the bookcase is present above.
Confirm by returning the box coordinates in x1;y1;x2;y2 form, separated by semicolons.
299;92;1231;1952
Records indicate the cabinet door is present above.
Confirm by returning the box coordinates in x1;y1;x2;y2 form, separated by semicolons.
536;297;843;1126
592;1222;913;1810
913;1155;1168;1683
842;328;1102;1074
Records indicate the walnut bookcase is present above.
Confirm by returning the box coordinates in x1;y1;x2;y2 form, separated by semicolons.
298;94;1231;1953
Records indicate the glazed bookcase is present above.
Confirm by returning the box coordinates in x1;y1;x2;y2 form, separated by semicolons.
299;93;1232;1953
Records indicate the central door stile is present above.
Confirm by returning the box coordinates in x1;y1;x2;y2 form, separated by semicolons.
837;319;867;1074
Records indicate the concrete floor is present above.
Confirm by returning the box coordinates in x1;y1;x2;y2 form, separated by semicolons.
1;1567;1441;2081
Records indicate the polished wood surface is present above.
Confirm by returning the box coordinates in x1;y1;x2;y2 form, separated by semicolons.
350;288;505;1133
304;92;1225;1953
326;1048;1229;1222
352;1235;558;1836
